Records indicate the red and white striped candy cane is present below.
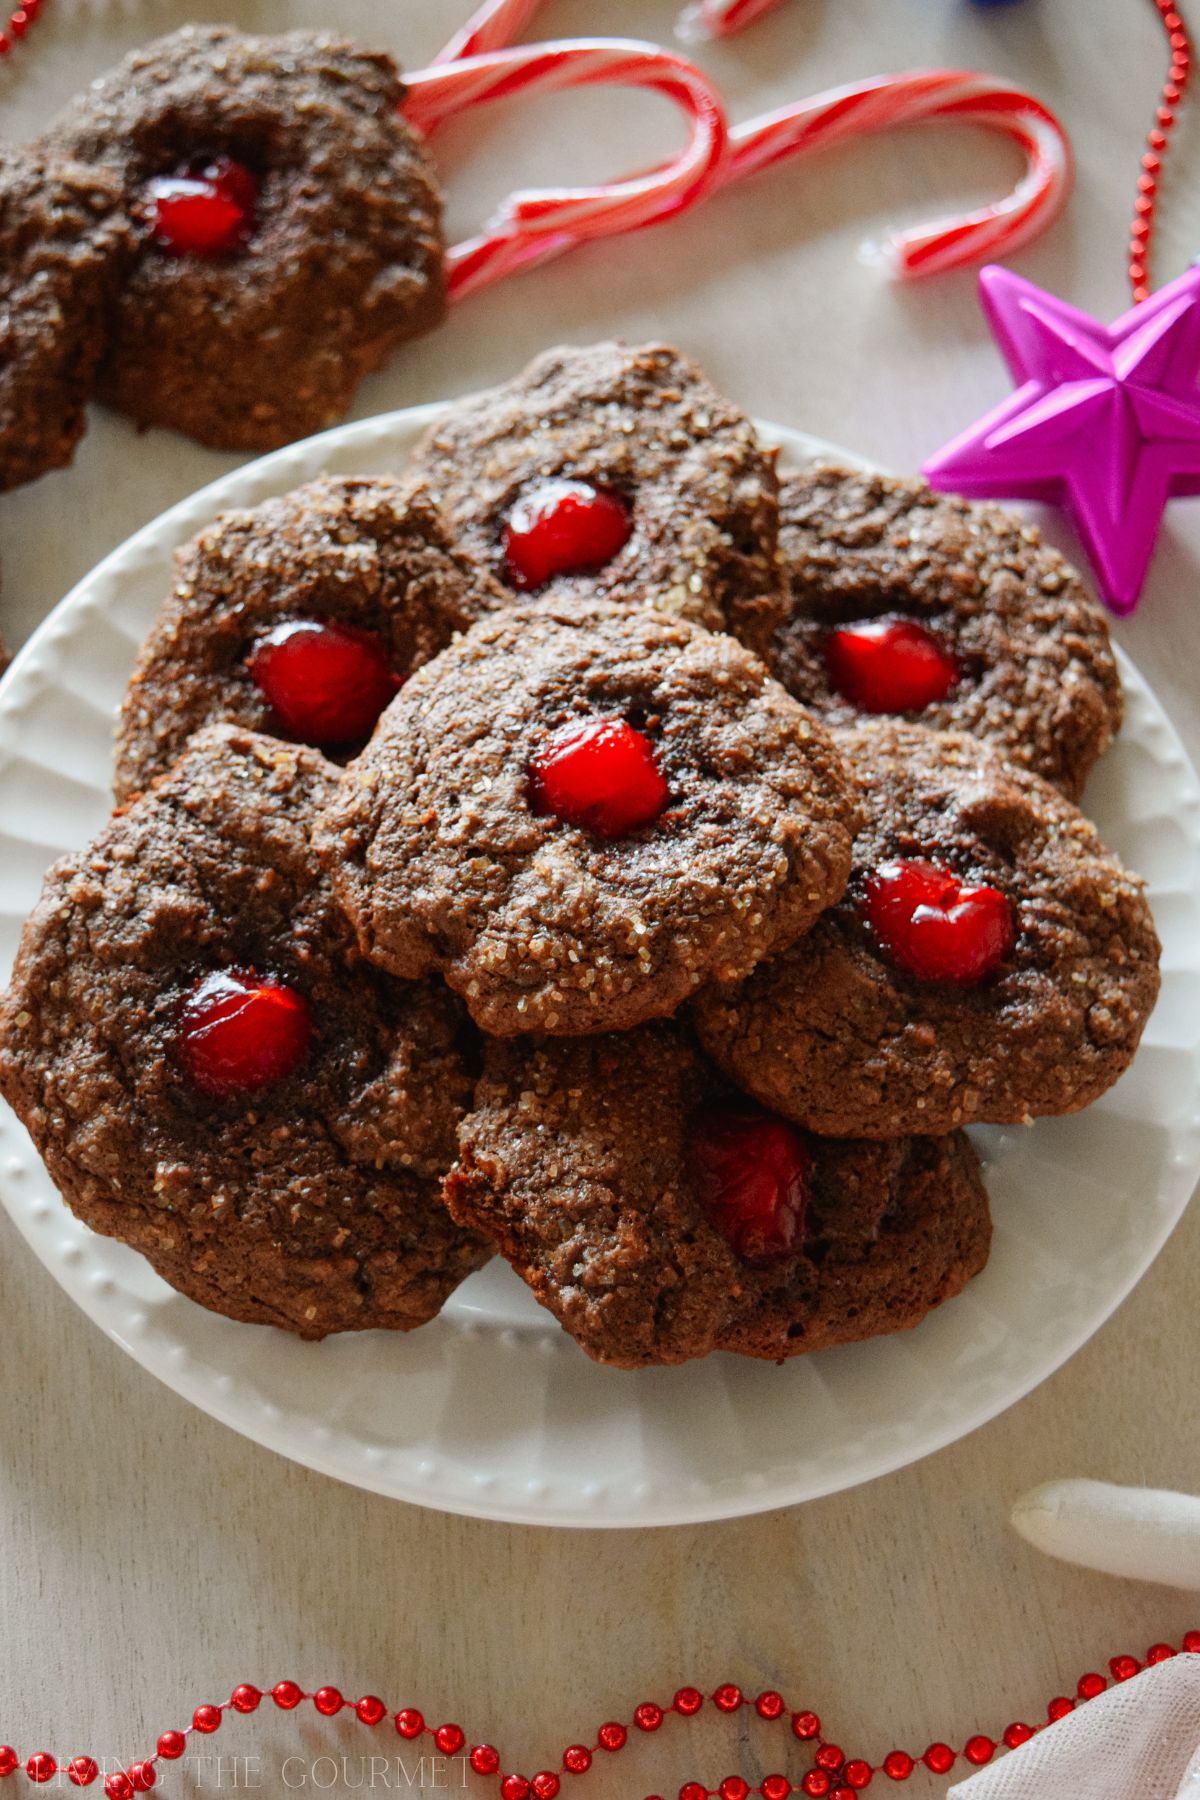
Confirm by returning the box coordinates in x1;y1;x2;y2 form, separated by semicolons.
404;38;729;300
724;71;1071;278
677;0;790;42
433;0;790;57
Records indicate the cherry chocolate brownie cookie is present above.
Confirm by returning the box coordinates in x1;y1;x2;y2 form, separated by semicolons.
768;467;1122;800
0;725;487;1338
446;1023;992;1368
114;474;506;802
40;25;446;451
0;143;132;492
407;341;785;656
318;600;856;1037
694;720;1161;1138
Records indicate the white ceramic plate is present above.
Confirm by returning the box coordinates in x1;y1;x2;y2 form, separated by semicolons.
2;406;1198;1528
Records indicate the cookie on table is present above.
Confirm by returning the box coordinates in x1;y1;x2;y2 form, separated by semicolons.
767;467;1123;800
40;25;446;452
114;473;507;802
0;726;488;1339
407;341;785;656
318;601;856;1037
693;721;1161;1138
0;143;132;492
445;1024;992;1369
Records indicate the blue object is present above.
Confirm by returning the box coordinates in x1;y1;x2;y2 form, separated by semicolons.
968;0;1025;8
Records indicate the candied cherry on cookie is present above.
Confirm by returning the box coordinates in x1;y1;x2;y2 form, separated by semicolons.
247;619;402;750
503;479;633;590
144;154;258;257
863;859;1014;986
529;716;668;838
40;24;447;451
177;969;313;1098
824;616;960;714
690;1106;811;1266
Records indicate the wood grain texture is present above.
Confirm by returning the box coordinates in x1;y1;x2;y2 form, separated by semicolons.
1;0;1199;1791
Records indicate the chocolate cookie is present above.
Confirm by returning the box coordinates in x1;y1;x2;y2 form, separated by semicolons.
768;467;1122;800
114;474;507;802
407;341;785;655
0;143;132;491
318;601;856;1036
0;725;487;1338
41;25;446;451
693;721;1161;1138
445;1024;992;1368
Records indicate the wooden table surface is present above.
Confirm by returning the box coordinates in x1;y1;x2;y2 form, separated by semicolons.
3;1;1199;1792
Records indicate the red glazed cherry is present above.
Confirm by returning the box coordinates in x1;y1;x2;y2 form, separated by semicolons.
502;479;632;590
691;1107;811;1266
248;619;400;748
825;616;959;714
863;859;1014;986
177;970;312;1099
146;155;257;256
530;716;668;838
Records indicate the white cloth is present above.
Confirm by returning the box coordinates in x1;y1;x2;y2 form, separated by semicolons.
950;1658;1200;1799
1012;1480;1200;1589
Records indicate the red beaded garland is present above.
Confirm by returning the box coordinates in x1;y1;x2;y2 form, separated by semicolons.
1132;0;1193;299
1;1637;1199;1797
0;0;44;57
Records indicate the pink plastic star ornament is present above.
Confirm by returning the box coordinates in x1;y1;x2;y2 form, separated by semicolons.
924;262;1200;615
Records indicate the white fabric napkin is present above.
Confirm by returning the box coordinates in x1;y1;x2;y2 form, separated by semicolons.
949;1657;1200;1799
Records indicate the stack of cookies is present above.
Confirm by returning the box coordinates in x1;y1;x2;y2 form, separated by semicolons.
0;343;1162;1369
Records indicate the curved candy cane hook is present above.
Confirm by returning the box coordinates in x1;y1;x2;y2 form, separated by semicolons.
404;39;729;302
724;72;1072;279
434;0;791;56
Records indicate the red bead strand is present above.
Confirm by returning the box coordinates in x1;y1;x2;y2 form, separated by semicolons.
0;0;45;60
0;1638;1195;1791
1132;0;1193;299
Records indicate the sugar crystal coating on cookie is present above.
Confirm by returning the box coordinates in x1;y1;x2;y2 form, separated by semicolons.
317;601;858;1037
407;341;786;656
114;474;507;801
693;720;1161;1138
445;1023;992;1368
0;725;488;1338
0;143;133;492
40;24;447;451
768;467;1123;800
